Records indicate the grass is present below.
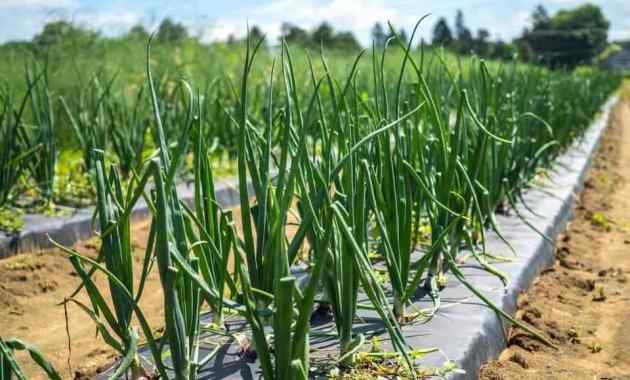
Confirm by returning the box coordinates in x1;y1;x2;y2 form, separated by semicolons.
0;19;622;379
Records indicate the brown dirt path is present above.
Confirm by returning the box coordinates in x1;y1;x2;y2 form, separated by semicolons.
480;89;630;379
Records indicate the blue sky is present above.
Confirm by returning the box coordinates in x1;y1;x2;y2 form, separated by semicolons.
1;0;629;45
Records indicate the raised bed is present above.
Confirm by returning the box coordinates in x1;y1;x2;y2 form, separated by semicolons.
94;95;617;379
0;177;250;259
420;95;618;378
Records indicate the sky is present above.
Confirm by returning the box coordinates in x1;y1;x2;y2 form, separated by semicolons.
1;0;629;46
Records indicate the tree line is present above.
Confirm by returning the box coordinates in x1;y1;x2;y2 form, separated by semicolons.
3;2;613;70
431;3;611;68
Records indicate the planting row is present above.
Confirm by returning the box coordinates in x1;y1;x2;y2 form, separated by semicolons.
0;59;241;231
0;24;622;380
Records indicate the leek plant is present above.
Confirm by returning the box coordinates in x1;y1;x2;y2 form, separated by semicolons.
188;120;234;327
0;84;41;208
61;73;116;173
198;78;240;158
233;35;299;310
187;32;420;376
51;47;229;380
389;52;513;314
107;86;149;177
37;25;622;380
360;22;440;320
0;337;61;380
52;153;224;379
290;42;423;369
23;65;56;203
0;94;22;207
54;150;154;378
144;49;208;379
228;35;352;378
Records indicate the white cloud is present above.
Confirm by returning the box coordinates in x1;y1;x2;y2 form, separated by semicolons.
544;0;581;3
199;20;283;43
258;0;408;29
0;0;143;42
199;0;422;45
2;0;629;47
0;0;80;42
610;21;630;40
202;22;239;42
0;0;77;9
74;9;141;35
490;9;530;40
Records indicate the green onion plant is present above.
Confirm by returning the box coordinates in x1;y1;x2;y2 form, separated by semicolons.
0;337;61;380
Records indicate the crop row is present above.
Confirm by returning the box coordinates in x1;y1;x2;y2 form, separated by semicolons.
0;25;622;380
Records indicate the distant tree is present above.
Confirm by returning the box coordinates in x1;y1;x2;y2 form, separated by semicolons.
33;21;98;48
455;10;472;42
432;17;453;47
477;29;490;43
281;22;309;45
397;28;409;47
248;25;265;44
279;22;361;51
521;3;610;67
431;13;518;60
553;3;609;32
418;37;427;50
127;24;149;40
371;22;386;48
312;22;334;47
330;31;361;50
489;40;517;60
473;28;490;56
531;5;551;31
157;18;188;42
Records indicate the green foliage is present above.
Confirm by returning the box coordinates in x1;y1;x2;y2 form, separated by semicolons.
280;21;361;50
597;43;623;64
591;212;611;230
0;16;621;380
430;3;611;66
61;72;115;173
53;149;156;377
33;21;99;51
0;337;61;380
431;12;517;61
0;85;37;208
23;64;57;203
432;18;453;47
127;24;149;41
157;18;188;43
454;9;473;49
371;22;387;48
0;207;24;233
522;3;610;68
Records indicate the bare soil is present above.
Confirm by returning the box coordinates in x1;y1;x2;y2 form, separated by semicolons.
480;92;630;379
0;219;164;379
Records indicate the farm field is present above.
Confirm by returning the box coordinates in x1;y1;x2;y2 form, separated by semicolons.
3;84;629;380
0;14;627;380
480;86;630;379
